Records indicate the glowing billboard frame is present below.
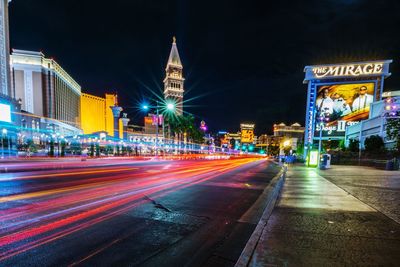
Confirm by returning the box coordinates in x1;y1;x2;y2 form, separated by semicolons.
302;60;392;160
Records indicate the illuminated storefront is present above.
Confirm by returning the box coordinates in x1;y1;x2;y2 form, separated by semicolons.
303;60;392;158
0;95;21;156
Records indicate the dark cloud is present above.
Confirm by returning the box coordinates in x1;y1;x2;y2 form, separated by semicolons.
9;0;400;134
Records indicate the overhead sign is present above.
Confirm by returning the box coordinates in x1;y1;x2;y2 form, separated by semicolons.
240;123;255;129
304;60;392;81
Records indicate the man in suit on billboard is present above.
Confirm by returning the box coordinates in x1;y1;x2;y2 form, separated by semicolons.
352;85;373;111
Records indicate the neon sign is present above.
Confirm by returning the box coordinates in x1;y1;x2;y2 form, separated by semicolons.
312;63;383;78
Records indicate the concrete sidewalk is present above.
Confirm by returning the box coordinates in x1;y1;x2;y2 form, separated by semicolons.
246;165;400;266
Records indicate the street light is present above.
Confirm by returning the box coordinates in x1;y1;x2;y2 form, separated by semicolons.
167;103;174;111
141;100;175;156
1;128;7;158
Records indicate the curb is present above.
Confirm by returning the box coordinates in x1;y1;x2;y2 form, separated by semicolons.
235;165;287;267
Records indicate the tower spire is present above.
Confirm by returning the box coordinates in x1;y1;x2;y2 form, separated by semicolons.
167;36;182;67
163;37;184;115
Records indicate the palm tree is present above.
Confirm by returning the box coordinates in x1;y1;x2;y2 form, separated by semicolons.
167;115;204;152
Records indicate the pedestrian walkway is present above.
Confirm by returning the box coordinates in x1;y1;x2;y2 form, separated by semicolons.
319;165;400;224
248;165;400;266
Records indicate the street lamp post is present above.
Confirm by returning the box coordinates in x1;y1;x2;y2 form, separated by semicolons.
1;128;6;158
317;113;329;168
155;101;159;156
142;101;175;157
317;122;323;168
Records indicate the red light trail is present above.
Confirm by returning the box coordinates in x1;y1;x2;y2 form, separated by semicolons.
0;158;265;261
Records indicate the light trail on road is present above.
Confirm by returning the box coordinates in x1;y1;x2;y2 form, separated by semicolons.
0;158;264;262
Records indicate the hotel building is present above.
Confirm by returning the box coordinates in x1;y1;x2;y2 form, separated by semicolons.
80;93;121;137
10;49;82;136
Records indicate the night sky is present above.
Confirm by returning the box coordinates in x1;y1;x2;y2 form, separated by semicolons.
9;0;400;134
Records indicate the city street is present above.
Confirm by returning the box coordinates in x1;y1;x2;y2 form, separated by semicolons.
0;158;280;266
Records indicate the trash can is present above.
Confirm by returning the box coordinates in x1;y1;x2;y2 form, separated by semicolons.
386;158;399;171
394;158;400;170
320;154;331;170
386;160;394;171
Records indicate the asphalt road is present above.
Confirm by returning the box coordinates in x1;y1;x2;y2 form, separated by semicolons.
0;158;280;267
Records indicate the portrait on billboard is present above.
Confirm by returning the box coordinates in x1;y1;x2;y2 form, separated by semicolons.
314;82;375;137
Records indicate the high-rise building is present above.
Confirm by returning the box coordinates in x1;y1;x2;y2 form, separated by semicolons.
163;37;184;115
273;122;305;139
80;93;122;137
11;50;81;129
0;0;11;97
80;93;107;134
273;122;305;153
0;1;22;156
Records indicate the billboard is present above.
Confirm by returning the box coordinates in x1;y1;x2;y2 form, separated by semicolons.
241;129;254;143
314;82;375;138
0;103;11;123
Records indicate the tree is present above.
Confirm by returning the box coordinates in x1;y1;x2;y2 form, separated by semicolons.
386;117;400;152
268;144;280;156
323;140;340;151
168;115;205;144
71;140;81;155
95;143;100;157
339;139;346;151
49;140;55;157
283;146;292;156
364;135;384;154
90;143;95;157
348;139;359;153
60;140;66;157
296;140;304;156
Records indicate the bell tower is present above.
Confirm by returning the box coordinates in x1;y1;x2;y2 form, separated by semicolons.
163;36;184;115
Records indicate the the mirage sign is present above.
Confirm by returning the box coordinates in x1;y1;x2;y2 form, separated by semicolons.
313;63;383;78
304;60;392;80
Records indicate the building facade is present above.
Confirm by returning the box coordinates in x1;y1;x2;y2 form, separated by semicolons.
272;123;305;154
81;93;106;134
80;93;121;137
0;0;21;156
11;50;81;129
273;122;305;139
163;37;184;115
0;0;11;97
346;96;399;149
